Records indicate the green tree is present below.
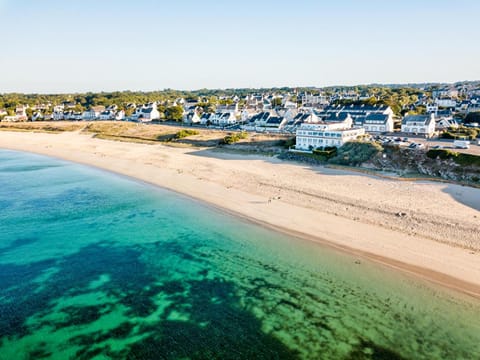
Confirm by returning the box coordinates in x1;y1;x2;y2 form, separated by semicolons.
271;97;283;107
165;106;184;122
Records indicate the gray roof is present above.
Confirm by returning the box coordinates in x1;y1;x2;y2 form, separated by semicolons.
402;115;433;125
266;116;283;125
324;112;351;122
364;113;390;124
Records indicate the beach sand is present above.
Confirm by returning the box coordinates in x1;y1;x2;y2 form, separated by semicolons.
1;130;479;297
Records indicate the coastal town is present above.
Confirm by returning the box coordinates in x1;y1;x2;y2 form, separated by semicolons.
2;0;480;358
2;82;480;154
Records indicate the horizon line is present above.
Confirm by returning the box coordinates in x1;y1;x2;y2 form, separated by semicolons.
1;79;479;96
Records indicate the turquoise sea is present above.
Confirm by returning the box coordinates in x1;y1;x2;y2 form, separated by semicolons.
0;149;479;360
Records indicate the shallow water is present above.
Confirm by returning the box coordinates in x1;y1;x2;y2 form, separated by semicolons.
0;149;479;360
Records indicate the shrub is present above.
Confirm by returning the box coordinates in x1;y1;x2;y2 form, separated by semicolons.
175;129;199;139
222;131;248;144
329;141;383;166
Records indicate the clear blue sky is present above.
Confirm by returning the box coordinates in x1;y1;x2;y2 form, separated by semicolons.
0;0;479;93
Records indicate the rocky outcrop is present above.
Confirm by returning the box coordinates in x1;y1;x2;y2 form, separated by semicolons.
371;148;480;184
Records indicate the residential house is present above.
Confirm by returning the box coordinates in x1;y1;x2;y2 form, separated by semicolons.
115;110;125;121
134;103;160;122
283;100;298;109
401;114;436;137
200;113;212;125
32;112;43;121
248;111;273;127
300;92;329;106
15;105;29;121
183;110;201;124
53;105;65;113
52;111;65;121
263;116;288;131
354;113;394;133
426;103;439;114
436;117;458;130
435;98;457;109
209;112;237;126
216;103;239;115
432;87;458;99
284;112;321;132
323;112;354;128
82;106;105;120
99;111;115;120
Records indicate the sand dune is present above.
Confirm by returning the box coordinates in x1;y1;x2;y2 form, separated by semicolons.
1;130;479;297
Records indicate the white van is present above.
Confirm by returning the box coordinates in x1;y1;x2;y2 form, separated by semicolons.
453;140;470;149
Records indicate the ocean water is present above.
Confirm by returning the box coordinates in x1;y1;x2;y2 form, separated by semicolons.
0;149;479;360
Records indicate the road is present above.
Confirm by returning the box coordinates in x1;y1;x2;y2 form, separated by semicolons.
411;137;480;155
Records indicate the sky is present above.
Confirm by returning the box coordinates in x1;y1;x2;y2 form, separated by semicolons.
0;0;479;93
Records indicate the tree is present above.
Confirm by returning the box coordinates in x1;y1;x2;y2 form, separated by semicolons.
165;106;184;122
271;97;283;107
73;104;84;113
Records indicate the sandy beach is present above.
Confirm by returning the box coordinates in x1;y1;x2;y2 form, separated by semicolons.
1;130;480;297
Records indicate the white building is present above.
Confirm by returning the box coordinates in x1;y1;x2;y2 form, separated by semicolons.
183;111;201;124
401;114;436;137
295;122;365;150
14;106;28;121
354;113;394;133
426;103;439;114
52;111;65;121
216;103;239;115
301;93;329;106
209;112;237;126
32;112;43;121
131;103;160;122
82;109;98;120
435;99;457;108
99;110;115;120
82;106;105;120
115;110;125;120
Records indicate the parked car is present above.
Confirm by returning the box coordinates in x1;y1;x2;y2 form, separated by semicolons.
408;143;425;150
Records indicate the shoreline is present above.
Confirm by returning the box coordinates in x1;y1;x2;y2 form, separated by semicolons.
1;130;480;299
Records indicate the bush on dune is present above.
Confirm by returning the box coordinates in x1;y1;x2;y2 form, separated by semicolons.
175;129;199;139
329;141;383;166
